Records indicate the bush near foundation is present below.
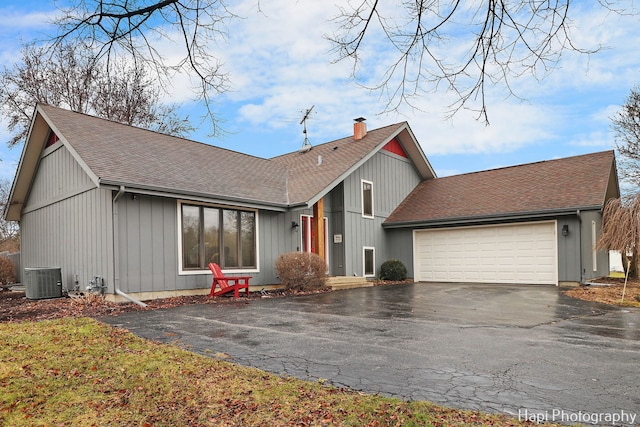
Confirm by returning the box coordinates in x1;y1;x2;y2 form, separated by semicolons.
275;252;327;291
0;256;16;287
379;259;407;281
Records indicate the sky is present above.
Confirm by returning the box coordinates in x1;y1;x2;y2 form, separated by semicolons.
1;1;639;185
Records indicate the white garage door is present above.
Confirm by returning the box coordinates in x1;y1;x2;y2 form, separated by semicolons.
414;221;557;285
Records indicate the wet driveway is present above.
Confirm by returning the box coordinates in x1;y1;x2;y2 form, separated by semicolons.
102;283;640;424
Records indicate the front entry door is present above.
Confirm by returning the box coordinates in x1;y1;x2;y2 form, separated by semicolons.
301;215;329;269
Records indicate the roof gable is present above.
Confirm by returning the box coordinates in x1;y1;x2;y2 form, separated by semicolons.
5;105;433;219
385;150;619;226
38;104;290;207
272;122;435;206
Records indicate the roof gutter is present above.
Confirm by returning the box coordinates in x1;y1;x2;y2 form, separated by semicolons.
382;206;603;229
99;180;289;212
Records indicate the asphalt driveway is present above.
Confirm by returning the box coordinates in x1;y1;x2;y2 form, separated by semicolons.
102;283;640;425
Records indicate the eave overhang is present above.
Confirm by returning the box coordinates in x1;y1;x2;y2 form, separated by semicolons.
98;180;290;212
305;123;436;208
382;205;603;229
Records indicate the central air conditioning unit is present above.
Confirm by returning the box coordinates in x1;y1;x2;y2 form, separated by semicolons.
23;268;63;300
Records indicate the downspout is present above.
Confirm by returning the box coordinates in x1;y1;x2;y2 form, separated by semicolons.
115;288;147;307
113;185;125;203
112;186;148;308
577;209;583;284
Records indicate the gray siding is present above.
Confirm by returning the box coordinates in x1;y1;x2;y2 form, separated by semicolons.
259;209;300;284
328;183;345;276
21;144;113;291
386;228;414;277
580;210;609;281
341;150;422;277
557;217;582;282
116;195;186;293
115;195;301;292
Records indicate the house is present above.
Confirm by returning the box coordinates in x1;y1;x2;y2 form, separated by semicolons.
3;104;619;301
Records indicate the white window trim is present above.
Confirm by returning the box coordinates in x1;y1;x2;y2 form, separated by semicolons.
363;246;375;277
177;200;260;275
361;179;374;219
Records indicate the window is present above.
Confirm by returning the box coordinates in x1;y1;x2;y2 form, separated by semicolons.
362;180;374;218
180;203;256;270
363;247;375;277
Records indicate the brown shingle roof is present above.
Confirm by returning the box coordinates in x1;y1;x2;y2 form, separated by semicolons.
37;105;412;208
40;105;290;206
385;150;617;225
272;122;407;204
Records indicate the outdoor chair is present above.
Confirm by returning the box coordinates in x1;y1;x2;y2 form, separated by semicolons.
208;262;251;298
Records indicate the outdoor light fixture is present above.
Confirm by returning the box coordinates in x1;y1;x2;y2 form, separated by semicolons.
292;221;299;231
562;224;569;236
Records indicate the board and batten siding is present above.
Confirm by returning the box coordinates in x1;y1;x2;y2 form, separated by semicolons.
579;210;609;281
21;143;114;292
341;149;422;277
115;195;184;293
258;209;301;284
115;195;299;293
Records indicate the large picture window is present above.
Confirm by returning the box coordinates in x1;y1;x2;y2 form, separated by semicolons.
181;203;256;270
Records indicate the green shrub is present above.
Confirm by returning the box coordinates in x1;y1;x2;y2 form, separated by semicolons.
275;252;327;291
0;256;16;287
379;259;407;281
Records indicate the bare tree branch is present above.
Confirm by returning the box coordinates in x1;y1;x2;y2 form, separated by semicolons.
0;40;194;147
52;0;234;136
0;179;20;248
597;196;640;277
47;1;630;126
613;85;640;189
326;0;609;123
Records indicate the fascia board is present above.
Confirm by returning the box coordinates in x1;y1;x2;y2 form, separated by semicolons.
3;107;49;221
43;117;101;188
397;124;437;179
382;206;603;229
305;124;411;208
98;181;289;212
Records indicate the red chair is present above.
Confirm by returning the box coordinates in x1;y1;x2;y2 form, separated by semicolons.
208;263;251;298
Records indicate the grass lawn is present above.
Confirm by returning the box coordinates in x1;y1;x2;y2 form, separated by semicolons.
0;317;560;426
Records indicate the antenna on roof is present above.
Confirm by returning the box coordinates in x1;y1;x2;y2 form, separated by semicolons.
299;105;314;153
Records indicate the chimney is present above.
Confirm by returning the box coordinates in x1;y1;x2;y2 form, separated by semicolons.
354;117;367;140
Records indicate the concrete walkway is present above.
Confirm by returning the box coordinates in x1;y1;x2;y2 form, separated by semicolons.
102;283;640;425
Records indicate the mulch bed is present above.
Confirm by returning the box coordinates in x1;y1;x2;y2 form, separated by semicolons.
564;277;640;307
0;287;335;323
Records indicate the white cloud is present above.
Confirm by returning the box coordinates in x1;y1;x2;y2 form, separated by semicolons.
200;0;638;157
401;99;558;155
1;0;637;175
0;10;53;31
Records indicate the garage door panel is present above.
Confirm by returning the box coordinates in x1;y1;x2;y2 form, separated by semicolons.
414;222;557;285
